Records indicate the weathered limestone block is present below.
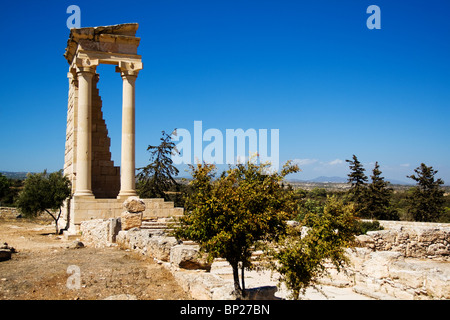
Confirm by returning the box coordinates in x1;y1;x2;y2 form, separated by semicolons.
146;236;179;261
361;251;403;279
121;211;142;230
417;228;445;243
170;244;211;270
427;243;450;256
355;235;375;250
123;196;146;213
396;231;410;243
80;218;120;247
116;228;179;261
389;261;426;289
425;268;450;299
173;270;233;300
119;228;152;251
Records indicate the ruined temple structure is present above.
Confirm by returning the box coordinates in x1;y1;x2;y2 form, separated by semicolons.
62;23;182;233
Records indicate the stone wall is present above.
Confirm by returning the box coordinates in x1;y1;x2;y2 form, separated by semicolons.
61;197;184;233
325;220;450;299
80;218;121;248
325;247;450;300
358;220;450;261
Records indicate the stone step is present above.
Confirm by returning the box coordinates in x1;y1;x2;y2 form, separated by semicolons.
352;285;399;300
181;240;198;245
140;219;180;233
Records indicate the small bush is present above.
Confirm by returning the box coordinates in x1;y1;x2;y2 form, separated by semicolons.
354;220;383;235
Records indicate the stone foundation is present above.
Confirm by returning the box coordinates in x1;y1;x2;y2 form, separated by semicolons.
79;218;450;300
358;220;450;261
61;197;183;233
325;247;450;300
337;220;450;299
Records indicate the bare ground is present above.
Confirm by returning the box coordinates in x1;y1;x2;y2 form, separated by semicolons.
0;215;191;300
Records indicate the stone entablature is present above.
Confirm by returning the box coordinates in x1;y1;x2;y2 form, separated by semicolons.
64;24;141;64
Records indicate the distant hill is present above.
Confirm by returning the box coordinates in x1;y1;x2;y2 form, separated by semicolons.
289;176;413;185
288;176;347;183
388;178;414;185
0;172;425;186
0;171;31;180
308;176;347;183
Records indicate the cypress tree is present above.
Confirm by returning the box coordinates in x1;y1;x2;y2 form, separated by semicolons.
137;130;180;201
346;155;368;217
407;163;445;222
366;162;397;220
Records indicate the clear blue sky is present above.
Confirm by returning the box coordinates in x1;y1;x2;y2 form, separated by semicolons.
0;0;449;184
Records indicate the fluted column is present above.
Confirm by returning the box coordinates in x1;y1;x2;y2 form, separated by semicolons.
116;62;142;198
74;59;98;197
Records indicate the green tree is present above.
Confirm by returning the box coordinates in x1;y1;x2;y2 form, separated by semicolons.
0;175;23;207
407;163;445;222
0;173;9;205
16;170;71;233
137;130;180;202
346;155;368;217
273;196;357;300
366;162;398;220
174;160;299;298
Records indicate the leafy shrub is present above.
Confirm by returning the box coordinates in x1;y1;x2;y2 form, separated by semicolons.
354;220;384;235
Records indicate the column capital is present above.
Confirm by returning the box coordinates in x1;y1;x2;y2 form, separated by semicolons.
75;58;99;74
67;68;78;86
115;61;143;78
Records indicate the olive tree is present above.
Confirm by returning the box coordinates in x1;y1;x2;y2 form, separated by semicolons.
16;170;71;234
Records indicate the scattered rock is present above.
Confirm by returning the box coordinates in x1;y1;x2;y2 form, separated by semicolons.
0;249;12;262
1;243;16;253
121;211;142;230
66;241;85;249
0;243;16;261
123;197;146;213
170;244;211;271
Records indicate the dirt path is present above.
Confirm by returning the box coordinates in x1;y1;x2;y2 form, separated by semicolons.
0;217;191;300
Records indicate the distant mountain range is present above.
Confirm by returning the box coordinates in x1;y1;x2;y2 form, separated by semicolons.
288;176;413;185
305;176;348;183
0;171;414;185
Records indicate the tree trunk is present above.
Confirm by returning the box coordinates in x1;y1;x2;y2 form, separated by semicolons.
231;262;243;299
45;209;60;234
241;262;246;297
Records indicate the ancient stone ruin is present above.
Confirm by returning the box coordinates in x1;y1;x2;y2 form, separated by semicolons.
61;23;449;301
61;24;182;234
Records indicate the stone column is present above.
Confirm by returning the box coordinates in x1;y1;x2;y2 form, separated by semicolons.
116;62;141;198
74;59;98;197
